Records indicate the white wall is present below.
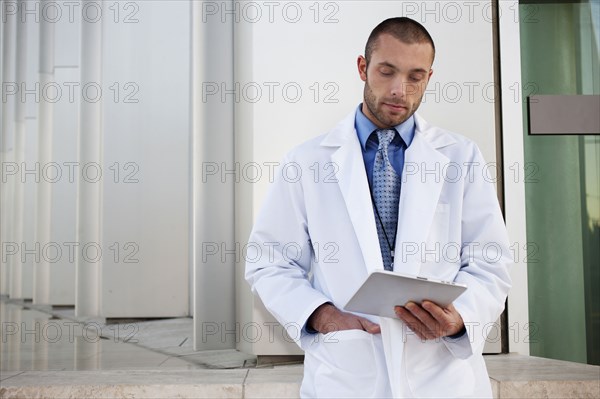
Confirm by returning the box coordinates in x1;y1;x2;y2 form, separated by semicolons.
233;1;499;355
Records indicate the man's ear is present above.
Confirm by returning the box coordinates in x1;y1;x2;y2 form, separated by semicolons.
357;55;368;82
428;68;434;81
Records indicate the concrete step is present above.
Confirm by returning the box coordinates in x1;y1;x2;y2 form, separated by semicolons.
2;355;599;399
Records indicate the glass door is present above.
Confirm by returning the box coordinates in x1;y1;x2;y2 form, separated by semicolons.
520;0;599;365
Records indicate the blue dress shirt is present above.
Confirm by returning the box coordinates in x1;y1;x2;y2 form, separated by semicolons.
354;104;415;188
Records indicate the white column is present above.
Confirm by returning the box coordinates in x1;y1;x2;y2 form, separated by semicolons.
75;0;102;317
192;0;236;349
33;0;55;304
1;0;17;296
10;0;28;298
499;0;529;356
101;1;190;318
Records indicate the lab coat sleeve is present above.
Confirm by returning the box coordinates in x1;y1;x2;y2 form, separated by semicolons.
443;144;513;359
245;154;331;342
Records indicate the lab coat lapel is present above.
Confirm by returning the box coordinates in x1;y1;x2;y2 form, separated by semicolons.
394;115;450;276
323;113;383;274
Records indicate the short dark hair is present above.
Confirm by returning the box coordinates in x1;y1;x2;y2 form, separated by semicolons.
365;17;435;65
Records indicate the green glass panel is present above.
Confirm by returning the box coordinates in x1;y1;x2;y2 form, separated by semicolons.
520;0;600;365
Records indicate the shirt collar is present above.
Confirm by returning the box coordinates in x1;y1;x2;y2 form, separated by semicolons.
354;103;415;150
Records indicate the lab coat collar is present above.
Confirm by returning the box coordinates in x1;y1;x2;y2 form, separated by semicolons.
413;113;457;149
320;111;457;150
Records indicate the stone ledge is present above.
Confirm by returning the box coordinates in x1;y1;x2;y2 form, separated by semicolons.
491;380;599;399
486;354;600;399
0;368;302;399
244;367;302;399
1;384;242;399
1;355;598;399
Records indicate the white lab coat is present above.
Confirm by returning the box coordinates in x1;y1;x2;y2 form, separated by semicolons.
245;111;512;398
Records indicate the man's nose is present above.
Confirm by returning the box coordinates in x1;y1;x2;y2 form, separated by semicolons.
390;79;409;97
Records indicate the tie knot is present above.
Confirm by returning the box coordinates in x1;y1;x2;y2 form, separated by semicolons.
376;129;396;149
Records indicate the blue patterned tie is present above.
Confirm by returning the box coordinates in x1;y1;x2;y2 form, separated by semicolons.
373;129;401;271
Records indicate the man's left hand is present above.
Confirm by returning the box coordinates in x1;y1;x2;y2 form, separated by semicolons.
394;301;464;340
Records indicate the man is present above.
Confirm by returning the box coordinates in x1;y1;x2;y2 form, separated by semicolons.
245;17;512;398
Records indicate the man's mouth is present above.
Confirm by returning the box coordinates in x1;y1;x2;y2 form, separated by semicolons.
383;102;407;111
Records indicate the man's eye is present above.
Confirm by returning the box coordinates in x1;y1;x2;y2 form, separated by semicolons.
380;69;393;76
409;75;423;82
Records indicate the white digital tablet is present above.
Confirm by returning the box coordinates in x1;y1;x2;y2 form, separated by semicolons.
343;270;467;318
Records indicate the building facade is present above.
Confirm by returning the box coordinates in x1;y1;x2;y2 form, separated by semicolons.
1;0;598;365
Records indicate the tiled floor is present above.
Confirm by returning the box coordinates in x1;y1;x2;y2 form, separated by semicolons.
0;299;302;398
0;299;256;372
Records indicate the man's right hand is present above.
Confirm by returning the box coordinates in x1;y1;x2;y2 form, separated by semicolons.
307;303;381;334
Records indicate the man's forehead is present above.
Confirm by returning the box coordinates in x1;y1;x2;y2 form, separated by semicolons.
372;34;432;53
370;34;434;66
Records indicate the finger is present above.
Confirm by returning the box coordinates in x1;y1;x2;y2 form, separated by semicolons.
422;301;464;336
394;306;429;340
422;301;449;322
359;317;381;334
405;302;439;336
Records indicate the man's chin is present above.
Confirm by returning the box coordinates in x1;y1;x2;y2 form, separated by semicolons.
377;108;411;126
383;115;410;127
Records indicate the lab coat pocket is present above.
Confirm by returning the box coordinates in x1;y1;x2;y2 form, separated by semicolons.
404;337;475;398
309;329;380;398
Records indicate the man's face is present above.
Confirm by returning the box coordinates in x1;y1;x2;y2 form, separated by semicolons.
357;34;434;128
